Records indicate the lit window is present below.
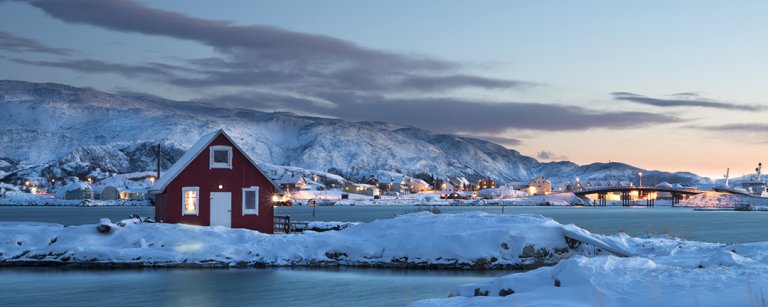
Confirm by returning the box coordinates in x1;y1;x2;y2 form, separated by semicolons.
209;146;233;169
182;187;199;215
242;187;259;215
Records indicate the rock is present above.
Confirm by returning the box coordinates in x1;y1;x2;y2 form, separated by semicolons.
474;288;489;296
499;288;515;296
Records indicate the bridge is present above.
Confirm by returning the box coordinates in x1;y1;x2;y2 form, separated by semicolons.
573;186;702;207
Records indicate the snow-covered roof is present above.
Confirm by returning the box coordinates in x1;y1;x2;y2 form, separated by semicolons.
61;182;92;192
275;172;305;185
148;129;279;194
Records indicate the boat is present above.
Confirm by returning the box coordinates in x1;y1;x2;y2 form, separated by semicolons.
317;199;336;206
713;164;768;197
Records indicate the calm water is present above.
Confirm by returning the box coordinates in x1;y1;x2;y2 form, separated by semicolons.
1;205;763;243
2;205;768;306
0;267;500;307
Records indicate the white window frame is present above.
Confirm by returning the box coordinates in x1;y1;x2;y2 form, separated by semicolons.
209;145;233;169
242;186;260;215
182;186;200;216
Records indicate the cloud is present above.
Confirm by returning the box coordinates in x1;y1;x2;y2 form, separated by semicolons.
536;150;568;161
612;92;762;111
467;135;523;147
7;0;680;135
693;123;768;132
0;31;71;55
204;91;679;133
19;0;530;94
10;58;184;79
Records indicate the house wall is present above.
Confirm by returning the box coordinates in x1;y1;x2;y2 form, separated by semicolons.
155;134;276;233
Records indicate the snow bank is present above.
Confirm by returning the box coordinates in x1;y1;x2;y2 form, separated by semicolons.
0;212;588;269
0;192;149;206
411;231;768;306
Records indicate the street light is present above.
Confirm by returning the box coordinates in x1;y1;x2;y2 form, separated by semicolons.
638;172;643;187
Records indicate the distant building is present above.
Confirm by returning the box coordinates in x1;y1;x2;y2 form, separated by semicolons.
343;183;380;197
440;181;455;193
449;177;470;192
365;176;379;186
477;179;496;190
528;177;552;195
275;172;307;191
56;182;94;200
99;186;120;200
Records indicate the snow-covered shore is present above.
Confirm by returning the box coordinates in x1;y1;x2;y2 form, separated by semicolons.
1;212;586;269
679;191;768;208
412;228;768;306
0;193;149;207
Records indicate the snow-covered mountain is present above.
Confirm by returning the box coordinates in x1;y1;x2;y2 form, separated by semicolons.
0;80;711;186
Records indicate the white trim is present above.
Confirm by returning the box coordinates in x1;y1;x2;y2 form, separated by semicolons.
209;145;233;169
182;186;200;216
242;186;259;215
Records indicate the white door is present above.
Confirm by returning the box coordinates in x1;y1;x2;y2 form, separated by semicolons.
210;192;231;227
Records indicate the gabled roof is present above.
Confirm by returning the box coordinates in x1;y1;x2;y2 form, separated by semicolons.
275;172;306;185
148;129;280;194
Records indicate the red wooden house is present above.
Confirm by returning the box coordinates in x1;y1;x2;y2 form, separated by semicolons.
149;129;279;233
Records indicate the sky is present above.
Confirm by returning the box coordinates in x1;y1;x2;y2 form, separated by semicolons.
1;0;767;179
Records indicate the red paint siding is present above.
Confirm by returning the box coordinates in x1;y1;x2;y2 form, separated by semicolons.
154;134;275;233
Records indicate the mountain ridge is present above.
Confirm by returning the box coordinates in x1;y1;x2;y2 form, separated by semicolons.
0;80;711;186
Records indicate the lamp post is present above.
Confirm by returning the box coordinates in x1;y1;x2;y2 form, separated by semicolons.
638;172;643;187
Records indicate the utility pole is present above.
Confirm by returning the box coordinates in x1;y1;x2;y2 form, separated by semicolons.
156;144;161;180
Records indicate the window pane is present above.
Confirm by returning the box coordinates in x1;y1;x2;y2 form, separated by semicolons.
245;191;256;210
213;150;229;163
185;190;197;213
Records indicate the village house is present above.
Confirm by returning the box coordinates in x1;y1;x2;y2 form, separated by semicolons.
527;176;552;195
148;130;279;233
449;177;470;192
477;179;496;190
440;180;455;193
56;179;94;200
343;183;380;197
275;171;307;191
